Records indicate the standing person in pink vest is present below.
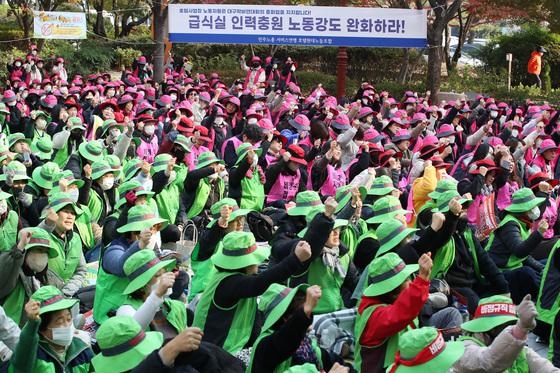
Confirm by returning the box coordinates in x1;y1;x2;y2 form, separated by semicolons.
312;140;346;197
240;55;266;94
528;138;558;179
265;144;308;208
135;115;159;163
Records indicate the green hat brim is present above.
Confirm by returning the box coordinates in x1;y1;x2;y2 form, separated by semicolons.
150;164;180;176
0;190;12;200
262;284;309;332
288;204;325;217
461;315;518;333
39;298;78;315
431;197;471;213
376;227;418;258
366;209;411;224
196;158;224;170
363;263;418;297
92;169;114;181
427;191;441;199
205;208;252;228
389;340;464;373
0;172;30;182
504;197;545;213
101;123;125;137
234;148;263;168
211;243;270;270
91;331;163;373
117;217;167;233
115;191;155;210
41;201;83;217
32;168;55;190
335;186;367;214
25;242;58;258
8;137;30;149
298;219;348;238
367;186;396;196
123;258;176;294
78;142;104;163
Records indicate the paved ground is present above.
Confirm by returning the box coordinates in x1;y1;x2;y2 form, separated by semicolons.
528;333;549;358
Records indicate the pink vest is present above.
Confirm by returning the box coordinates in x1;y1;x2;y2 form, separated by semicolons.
320;164;346;197
244;68;265;89
265;153;279;167
221;136;243;160
136;136;159;163
532;197;559;239
188;145;210;170
496;181;519;211
267;169;301;204
531;155;555;179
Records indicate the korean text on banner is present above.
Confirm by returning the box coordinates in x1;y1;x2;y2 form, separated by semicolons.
33;11;87;40
168;4;426;48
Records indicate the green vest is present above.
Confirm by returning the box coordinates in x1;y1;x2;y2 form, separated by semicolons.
125;297;187;333
187;178;224;219
289;252;350;314
432;237;456;279
354;303;415;372
459;336;529;373
74;205;95;251
48;231;83;283
31;131;51;147
240;172;265;211
0;211;18;252
341;222;363;259
463;229;483;282
2;279;25;326
536;240;560;325
486;214;530;270
155;164;187;225
188;242;218;302
52;142;70;168
87;189;103;224
92;247;130;324
193;271;256;354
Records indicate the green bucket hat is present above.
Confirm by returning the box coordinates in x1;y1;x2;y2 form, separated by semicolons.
375;220;418;257
0;160;30;181
363;252;419;297
151;153;179;175
387;327;464;373
123;159;143;181
427;179;458;200
431;190;472;213
33;110;49;120
91;316;164;373
287;191;325;219
0;103;9;115
31;285;78;315
91;160;115;180
196;151;224;170
0;190;11;200
368;175;396;196
461;295;519;333
234;143;262;167
335;185;367;214
117;204;167;233
7;133;29;150
259;283;309;332
115;180;155;209
100;119;124;137
51;170;85;191
366;196;411;224
31;136;54;160
106;154;123;173
20;227;58;258
68;116;87;131
206;198;252;228
32;162;60;190
211;231;270;270
44;192;83;216
123;249;176;294
504;187;545;213
0;145;9;162
174;134;192;153
78;140;104;163
298;218;348;238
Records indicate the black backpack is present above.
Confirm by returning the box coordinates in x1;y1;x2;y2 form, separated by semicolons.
247;210;275;242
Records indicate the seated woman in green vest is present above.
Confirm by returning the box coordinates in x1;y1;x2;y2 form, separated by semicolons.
116;250;187;337
176;151;226;227
38;192;86;297
7;133;43;174
415;178;458;230
354;252;431;373
151;151;188;226
81;159;118;225
0;190;20;252
0;227;58;326
229;143;265;212
189;198;251;302
362;175;400;220
193;230;312;357
9;286;94;373
28;162;60;226
53;117;89;169
92;204;166;325
1;160;35;228
457;295;556;372
487;187;548;304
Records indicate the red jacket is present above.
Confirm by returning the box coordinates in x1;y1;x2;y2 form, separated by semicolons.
528;51;542;75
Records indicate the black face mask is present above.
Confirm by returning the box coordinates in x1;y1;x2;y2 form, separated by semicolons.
172;147;186;160
252;63;261;69
70;130;83;140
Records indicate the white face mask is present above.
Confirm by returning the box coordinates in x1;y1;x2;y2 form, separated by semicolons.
390;108;398;114
15;62;21;67
490;111;498;118
101;177;115;191
447;136;455;144
145;234;159;250
68;189;79;203
170;94;177;101
326;112;334;120
512;129;519;137
0;200;7;215
35;118;47;130
144;125;155;136
406;105;414;111
45;86;52;92
50;324;75;347
110;128;121;138
527;206;541;221
208;173;219;180
25;250;49;272
247;118;258;125
60;87;68;96
7;101;16;107
214;117;224;125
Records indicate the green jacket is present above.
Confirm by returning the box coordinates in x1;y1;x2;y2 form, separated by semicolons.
9;319;94;373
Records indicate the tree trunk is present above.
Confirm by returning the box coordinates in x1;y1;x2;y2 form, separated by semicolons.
397;48;410;85
451;13;473;69
113;0;119;38
94;0;106;37
444;24;451;73
406;48;425;83
152;1;167;83
427;29;443;103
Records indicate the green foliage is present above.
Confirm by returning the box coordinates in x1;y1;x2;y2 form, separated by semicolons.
0;47;26;71
115;47;141;69
475;25;560;88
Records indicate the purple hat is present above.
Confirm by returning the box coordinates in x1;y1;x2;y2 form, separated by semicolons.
436;124;456;138
199;92;211;103
156;95;172;107
289;114;311;132
215;107;228;118
358;107;374;120
332;114;351;130
250;56;262;63
487;104;499;111
404;97;417;104
40;95;58;109
226;96;240;108
136;101;154;114
2;90;16;103
392;129;411;142
364;128;383;143
539;139;559;154
118;94;135;105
